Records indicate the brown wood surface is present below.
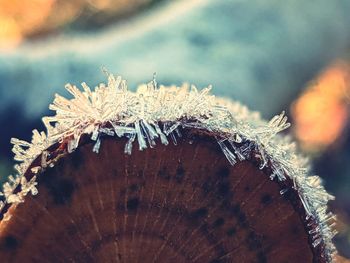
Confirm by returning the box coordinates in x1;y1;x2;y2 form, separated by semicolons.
0;133;315;262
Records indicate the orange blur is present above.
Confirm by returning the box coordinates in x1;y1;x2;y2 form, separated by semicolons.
0;0;55;49
0;0;153;50
292;61;350;152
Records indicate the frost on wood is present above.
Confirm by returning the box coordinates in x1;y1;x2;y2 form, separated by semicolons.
1;74;336;262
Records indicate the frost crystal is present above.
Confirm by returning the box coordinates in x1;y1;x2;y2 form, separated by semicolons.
217;139;237;166
1;74;337;262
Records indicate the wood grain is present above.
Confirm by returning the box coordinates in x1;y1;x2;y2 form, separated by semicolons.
0;132;315;262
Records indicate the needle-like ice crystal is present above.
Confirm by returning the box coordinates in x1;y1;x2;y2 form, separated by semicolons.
1;74;337;262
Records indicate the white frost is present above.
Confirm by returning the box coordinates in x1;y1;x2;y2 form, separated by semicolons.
1;74;336;262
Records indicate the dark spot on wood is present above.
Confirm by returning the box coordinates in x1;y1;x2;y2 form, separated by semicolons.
261;194;272;205
220;200;231;210
158;167;170;180
202;180;214;194
175;165;185;183
41;174;75;205
210;259;223;263
257;251;268;263
216;166;230;178
238;213;248;227
247;231;262;251
2;236;18;250
126;198;139;210
226;227;236;236
244;185;251;192
290;224;301;235
70;149;84;169
129;184;138;192
217;182;230;197
213;218;225;228
192;207;208;220
230;204;241;216
67;224;77;236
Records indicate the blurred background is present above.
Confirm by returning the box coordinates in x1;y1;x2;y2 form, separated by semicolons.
0;0;350;260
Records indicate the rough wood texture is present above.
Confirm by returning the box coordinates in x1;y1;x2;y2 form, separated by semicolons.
0;133;315;262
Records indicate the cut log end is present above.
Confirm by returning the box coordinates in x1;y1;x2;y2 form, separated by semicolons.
0;130;323;262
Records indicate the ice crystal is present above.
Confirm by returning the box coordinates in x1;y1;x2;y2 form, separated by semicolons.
92;138;101;153
1;73;337;262
217;139;237;166
125;133;136;155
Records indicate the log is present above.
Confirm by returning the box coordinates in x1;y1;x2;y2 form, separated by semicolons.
0;75;336;262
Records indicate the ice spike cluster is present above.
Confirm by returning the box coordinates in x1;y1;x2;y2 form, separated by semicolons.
1;74;337;262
